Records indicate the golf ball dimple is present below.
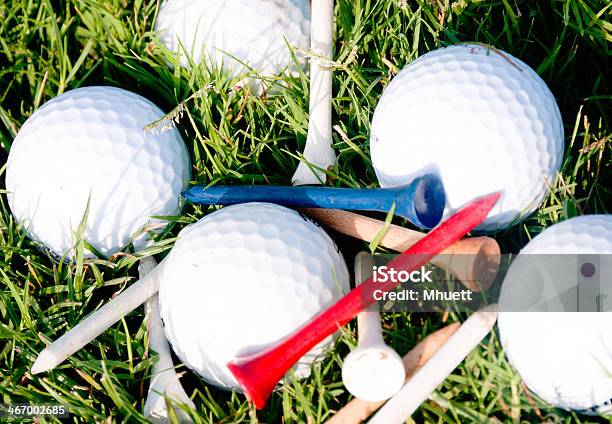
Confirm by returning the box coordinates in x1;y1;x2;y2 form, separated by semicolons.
6;86;191;259
498;215;612;415
155;0;310;80
159;202;350;391
370;44;564;231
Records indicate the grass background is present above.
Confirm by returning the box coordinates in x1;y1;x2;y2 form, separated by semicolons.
0;0;610;422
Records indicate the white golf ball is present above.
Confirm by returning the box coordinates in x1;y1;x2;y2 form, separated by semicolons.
159;202;349;391
6;86;191;259
370;44;564;231
155;0;310;81
498;216;612;414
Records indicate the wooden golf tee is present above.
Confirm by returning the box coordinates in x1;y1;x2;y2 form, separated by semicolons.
31;262;163;374
227;192;500;409
369;305;499;424
302;208;500;291
292;0;336;185
325;323;460;424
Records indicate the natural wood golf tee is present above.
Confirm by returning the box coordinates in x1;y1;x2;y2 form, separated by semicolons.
302;208;500;291
227;192;500;409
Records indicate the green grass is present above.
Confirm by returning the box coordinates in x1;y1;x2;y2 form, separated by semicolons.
0;0;611;422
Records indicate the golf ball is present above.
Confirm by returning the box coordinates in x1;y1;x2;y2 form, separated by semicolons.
6;86;191;259
370;44;564;231
155;0;310;81
498;216;612;414
159;202;349;391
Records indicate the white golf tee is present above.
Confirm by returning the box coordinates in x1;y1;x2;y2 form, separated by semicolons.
369;305;499;423
291;0;336;185
341;252;405;401
141;257;194;423
31;261;163;374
